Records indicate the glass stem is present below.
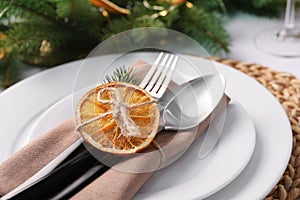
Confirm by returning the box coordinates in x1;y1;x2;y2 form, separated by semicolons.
284;0;295;30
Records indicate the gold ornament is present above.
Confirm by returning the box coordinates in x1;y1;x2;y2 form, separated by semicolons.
185;1;194;8
40;40;52;56
89;0;130;15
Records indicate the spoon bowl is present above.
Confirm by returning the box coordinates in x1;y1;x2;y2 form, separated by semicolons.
160;74;226;130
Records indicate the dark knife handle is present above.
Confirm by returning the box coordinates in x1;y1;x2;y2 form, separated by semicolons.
8;144;112;200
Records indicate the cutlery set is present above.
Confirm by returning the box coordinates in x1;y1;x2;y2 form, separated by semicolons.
2;52;226;199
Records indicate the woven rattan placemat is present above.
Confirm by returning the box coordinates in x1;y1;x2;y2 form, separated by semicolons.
214;58;300;200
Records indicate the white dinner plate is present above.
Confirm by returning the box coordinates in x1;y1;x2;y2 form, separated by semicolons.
29;92;255;200
0;53;292;199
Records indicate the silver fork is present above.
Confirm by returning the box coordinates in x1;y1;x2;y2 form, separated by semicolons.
3;52;179;200
140;52;178;98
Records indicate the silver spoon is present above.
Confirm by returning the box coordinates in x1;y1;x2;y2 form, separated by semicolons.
158;73;226;132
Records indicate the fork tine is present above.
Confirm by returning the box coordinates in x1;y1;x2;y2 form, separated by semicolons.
139;52;178;99
151;54;175;94
144;53;170;92
155;55;178;98
139;52;164;88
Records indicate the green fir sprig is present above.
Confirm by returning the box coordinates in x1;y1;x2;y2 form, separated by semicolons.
104;66;139;84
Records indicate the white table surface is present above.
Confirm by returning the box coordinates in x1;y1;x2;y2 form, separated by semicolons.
225;13;300;79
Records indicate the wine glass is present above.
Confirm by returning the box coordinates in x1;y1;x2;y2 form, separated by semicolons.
254;0;300;57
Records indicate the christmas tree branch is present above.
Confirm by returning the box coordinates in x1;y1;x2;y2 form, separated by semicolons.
177;5;230;54
0;51;18;88
4;53;11;88
183;19;229;52
1;0;58;24
0;0;286;87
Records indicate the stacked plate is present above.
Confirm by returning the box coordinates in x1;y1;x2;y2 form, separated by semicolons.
0;52;292;199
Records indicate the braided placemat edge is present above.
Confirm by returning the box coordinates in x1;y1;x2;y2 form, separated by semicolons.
213;57;300;200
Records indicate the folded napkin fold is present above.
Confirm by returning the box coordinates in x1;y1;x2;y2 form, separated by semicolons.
0;61;229;199
0;119;80;196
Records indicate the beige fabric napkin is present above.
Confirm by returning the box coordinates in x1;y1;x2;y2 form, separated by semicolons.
0;61;229;199
0;119;80;196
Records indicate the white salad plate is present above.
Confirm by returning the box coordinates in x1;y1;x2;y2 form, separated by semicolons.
0;53;292;199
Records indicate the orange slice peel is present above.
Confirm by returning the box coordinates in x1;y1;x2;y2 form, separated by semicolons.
76;82;160;154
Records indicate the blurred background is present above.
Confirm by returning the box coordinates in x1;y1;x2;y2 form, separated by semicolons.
0;0;295;89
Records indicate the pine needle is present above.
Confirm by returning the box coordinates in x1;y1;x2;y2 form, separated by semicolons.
104;66;139;84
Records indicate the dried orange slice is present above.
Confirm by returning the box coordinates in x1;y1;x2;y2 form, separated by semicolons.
75;82;160;154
